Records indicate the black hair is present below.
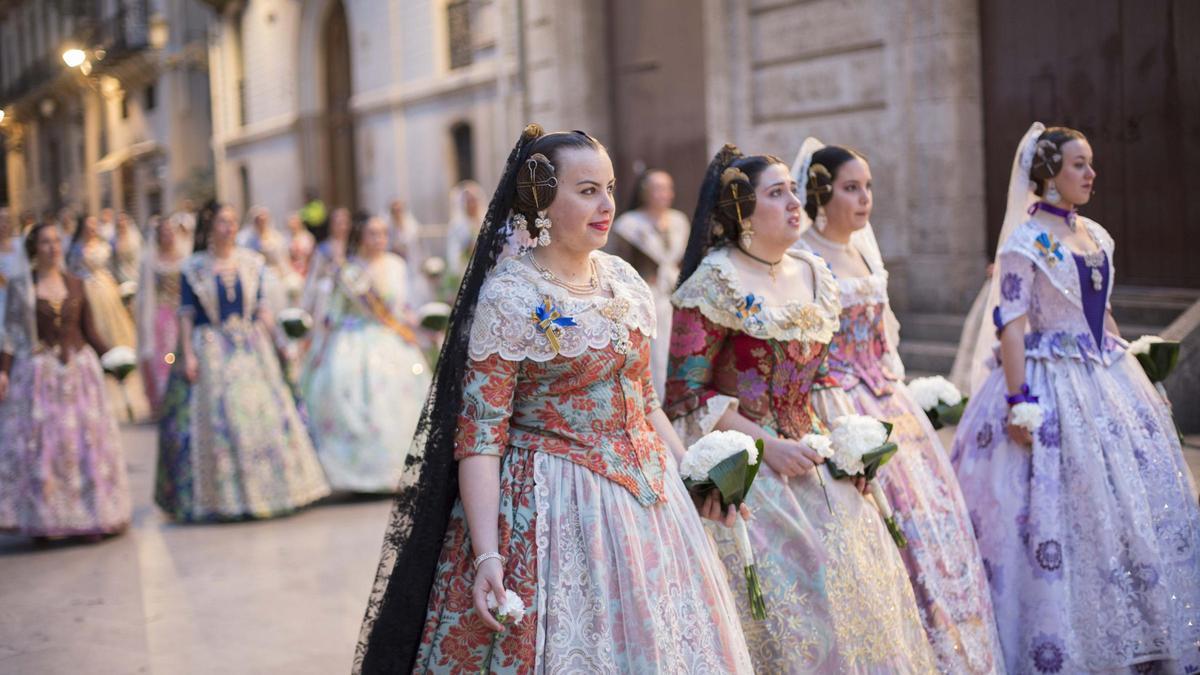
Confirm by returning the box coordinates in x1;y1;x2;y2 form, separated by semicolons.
355;124;606;673
24;221;55;261
624;168;669;213
191;200;223;253
1030;126;1087;197
676;144;785;288
802;145;867;220
346;209;373;256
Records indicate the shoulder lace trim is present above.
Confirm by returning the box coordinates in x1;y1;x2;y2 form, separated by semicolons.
467;252;657;362
671;247;841;343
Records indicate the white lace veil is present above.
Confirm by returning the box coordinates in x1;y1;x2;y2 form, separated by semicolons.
789;136;905;378
964;121;1045;394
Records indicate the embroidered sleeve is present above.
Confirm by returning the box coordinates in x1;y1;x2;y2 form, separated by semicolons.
453;352;519;460
664;306;738;443
994;250;1036;332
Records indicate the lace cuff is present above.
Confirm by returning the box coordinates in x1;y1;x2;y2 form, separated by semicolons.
671;394;739;446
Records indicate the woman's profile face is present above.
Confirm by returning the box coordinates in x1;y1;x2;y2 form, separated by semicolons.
1051;139;1096;207
823;157;873;233
746;162;803;251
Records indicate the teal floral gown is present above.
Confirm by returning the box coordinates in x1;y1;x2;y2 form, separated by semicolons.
358;252;753;674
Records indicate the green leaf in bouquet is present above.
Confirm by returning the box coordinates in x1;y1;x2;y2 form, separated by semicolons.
860;442;899;482
707;451;750;508
924;407;944;430
420;313;450;332
742;439;764;499
934;397;967;427
1149;341;1180;383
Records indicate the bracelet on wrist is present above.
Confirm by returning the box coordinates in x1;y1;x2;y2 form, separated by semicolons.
1005;383;1038;406
472;551;503;571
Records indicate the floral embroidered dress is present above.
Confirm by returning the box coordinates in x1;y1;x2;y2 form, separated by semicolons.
666;247;936;674
0;273;131;536
155;248;330;522
135;251;182;415
403;252;753;674
951;217;1200;674
804;251;1006;674
302;254;431;492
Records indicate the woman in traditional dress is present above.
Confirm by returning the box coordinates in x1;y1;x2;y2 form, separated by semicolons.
136;217;185;417
666;145;937;673
302;214;431;493
0;223;131;540
443;179;486;279
67;215;149;421
301;206;351;353
606;168;690;397
155;204;329;522
793;139;1003;673
354;125;753;674
951;123;1200;673
111;211;143;287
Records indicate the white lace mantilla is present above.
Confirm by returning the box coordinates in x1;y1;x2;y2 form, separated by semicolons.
671;247;841;343
468;252;657;362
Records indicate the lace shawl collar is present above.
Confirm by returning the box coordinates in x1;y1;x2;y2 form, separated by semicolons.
181;248;264;322
1002;217;1115;310
671;247;841;343
468;251;657;362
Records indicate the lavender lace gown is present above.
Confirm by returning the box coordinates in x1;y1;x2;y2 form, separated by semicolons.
951;218;1200;673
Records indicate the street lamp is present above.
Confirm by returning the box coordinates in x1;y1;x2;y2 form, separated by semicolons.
63;48;87;68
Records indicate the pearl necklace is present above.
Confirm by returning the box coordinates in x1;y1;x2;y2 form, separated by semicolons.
529;253;601;294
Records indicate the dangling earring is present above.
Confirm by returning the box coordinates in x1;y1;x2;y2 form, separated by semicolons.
815;206;828;233
739;219;754;249
1045;180;1061;204
535;210;552;246
511;213;536;248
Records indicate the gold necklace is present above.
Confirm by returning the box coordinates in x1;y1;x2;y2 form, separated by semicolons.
737;246;784;281
529;253;600;294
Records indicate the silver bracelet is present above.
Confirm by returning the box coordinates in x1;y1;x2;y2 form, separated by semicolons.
472;551;503;571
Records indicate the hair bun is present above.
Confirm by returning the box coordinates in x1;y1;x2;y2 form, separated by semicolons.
522;124;544;142
514;152;558;214
715;143;743;169
806;163;834;207
716;166;756;226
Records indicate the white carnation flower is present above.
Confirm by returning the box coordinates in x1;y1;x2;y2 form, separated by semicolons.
802;434;834;459
827;415;889;476
908;376;963;410
100;346;138;370
1009;402;1044;433
486;589;526;622
679;430;758;481
1128;334;1164;356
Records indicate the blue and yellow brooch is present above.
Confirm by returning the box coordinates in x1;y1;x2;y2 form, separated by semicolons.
1034;232;1065;266
532;297;577;353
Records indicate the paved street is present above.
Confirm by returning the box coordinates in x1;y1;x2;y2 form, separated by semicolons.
0;425;393;675
2;423;1198;674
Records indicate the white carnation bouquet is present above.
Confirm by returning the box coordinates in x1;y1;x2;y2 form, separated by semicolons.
814;415;906;548
277;308;313;339
679;429;767;619
100;346;139;421
417;301;452;332
907;375;967;429
480;589;526;674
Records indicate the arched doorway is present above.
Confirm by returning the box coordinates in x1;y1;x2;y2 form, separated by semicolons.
323;0;358;211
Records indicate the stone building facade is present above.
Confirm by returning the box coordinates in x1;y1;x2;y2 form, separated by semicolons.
0;0;216;224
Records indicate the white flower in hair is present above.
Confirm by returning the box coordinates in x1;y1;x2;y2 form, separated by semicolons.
1128;334;1164;356
679;430;759;482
